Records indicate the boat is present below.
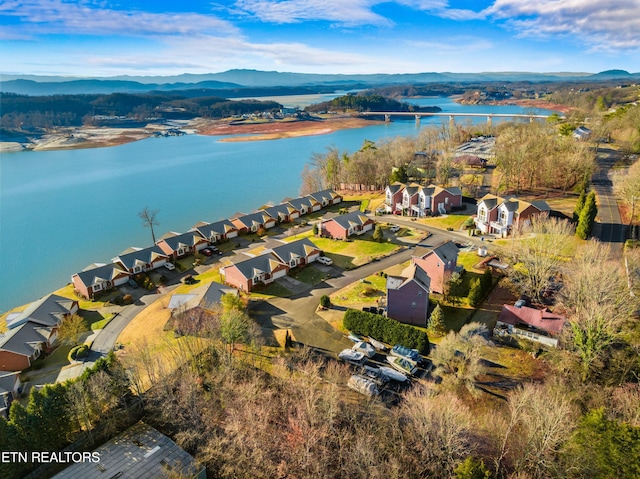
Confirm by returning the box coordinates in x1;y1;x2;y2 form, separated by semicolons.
363;365;391;385
386;355;418;376
378;366;408;382
338;349;365;364
347;332;365;342
352;341;376;358
347;374;380;397
391;344;422;364
368;337;388;351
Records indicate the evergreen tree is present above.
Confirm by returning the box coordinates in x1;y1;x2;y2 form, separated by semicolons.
467;278;483;307
454;457;492;479
428;304;447;336
390;164;408;183
373;225;384;242
481;268;493;294
573;189;586;222
576;191;598;239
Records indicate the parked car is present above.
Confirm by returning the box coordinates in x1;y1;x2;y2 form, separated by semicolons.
317;256;333;265
352;341;376;358
182;275;196;285
338;349;365;364
390;225;400;233
391;344;423;364
164;263;175;271
201;248;213;256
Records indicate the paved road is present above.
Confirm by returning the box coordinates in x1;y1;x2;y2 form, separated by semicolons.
592;147;625;254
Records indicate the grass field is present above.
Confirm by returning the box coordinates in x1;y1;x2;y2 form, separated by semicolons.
289;265;326;285
417;214;471;231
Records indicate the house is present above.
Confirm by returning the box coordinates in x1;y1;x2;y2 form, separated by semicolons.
113;245;169;274
385;182;462;216
383;182;405;214
287;195;322;215
573;125;592;141
475;194;550;236
72;262;130;299
417;184;463;216
231;211;277;234
222;253;289;292
156;231;210;259
495;303;566;347
261;202;301;223
191;219;238;243
51;422;206;479
320;211;375;240
268;238;322;268
1;294;78;371
308;189;342;207
412;241;460;294
0;371;21;417
386;263;431;326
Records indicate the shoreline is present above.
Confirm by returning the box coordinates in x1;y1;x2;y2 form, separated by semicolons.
0;115;383;153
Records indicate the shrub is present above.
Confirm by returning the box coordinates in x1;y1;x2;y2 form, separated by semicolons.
122;294;134;305
68;344;89;362
373;225;384;242
320;295;331;309
343;309;430;354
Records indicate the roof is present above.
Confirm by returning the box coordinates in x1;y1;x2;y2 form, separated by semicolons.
326;211;372;230
113;245;168;270
0;322;51;357
431;241;459;264
386;183;405;195
192;219;237;238
269;238;320;263
308;189;341;204
478;194;500;210
261;202;298;219
157;231;208;250
387;264;431;291
497;304;566;335
225;253;286;280
287;195;320;211
73;262;129;287
5;293;76;330
0;371;20;395
168;281;238;311
232;211;275;228
51;422;203;479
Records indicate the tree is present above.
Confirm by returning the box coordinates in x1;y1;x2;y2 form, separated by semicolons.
373;225;384;242
559;241;635;381
56;313;88;346
428;304;447;336
467;278;483;307
219;309;251;361
481;268;493;293
573;189;586;222
320;295;331;309
138;206;160;243
389;164;408;183
614;160;640;226
454;457;492;479
503;215;574;303
576;191;597;239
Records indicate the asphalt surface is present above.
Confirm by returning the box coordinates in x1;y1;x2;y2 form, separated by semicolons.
592;147;625;254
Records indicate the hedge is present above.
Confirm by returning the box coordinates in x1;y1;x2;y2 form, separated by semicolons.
343;309;430;355
68;344;89;362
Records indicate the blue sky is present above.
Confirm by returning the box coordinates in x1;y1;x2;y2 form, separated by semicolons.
1;0;639;77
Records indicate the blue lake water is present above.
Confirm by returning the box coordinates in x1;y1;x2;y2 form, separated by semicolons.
0;96;555;312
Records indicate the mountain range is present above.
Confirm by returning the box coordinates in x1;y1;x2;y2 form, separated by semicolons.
1;69;639;96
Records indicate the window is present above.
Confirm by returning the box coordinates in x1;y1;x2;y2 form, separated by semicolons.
418;291;422;296
411;302;416;308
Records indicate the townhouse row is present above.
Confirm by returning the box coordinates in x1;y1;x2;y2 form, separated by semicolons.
71;189;343;299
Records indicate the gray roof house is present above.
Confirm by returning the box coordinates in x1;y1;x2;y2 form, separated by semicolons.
51;422;205;479
71;262;130;299
156;231;209;259
308;189;342;207
191;219;239;242
268;238;322;268
0;371;21;418
286;195;321;214
222;253;289;292
386;264;431;326
168;281;239;312
113;245;169;274
261;202;301;223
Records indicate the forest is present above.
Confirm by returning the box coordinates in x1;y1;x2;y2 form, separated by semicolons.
0;91;282;132
304;92;442;114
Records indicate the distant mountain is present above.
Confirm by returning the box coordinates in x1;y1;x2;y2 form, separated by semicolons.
2;69;639;95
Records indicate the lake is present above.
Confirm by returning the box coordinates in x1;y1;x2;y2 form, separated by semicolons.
0;96;555;312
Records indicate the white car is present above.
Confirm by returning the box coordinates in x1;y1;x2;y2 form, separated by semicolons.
389;225;400;233
317;256;333;265
164;262;176;270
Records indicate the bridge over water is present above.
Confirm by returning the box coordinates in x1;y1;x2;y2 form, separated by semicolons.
361;111;560;126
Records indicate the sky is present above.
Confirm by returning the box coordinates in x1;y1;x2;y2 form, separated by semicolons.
1;0;639;77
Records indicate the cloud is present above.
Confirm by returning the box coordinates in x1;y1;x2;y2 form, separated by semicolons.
484;0;640;50
0;0;239;37
407;37;494;53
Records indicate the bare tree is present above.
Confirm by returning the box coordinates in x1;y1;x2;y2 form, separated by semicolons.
56;313;88;346
613;159;640;225
502;215;574;303
138;206;160;244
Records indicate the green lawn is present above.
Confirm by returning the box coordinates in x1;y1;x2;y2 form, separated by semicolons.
289;265;325;285
331;273;388;306
418;214;471;231
289;230;400;268
251;282;293;299
81;310;115;330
